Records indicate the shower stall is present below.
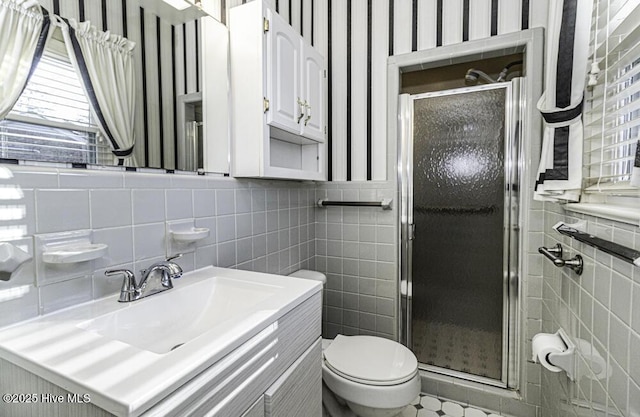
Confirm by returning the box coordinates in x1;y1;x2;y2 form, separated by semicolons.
398;79;524;388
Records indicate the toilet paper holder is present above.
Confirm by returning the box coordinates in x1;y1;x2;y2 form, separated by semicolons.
532;328;576;381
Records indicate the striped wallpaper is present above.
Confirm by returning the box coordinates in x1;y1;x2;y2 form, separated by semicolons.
46;0;548;179
230;0;549;181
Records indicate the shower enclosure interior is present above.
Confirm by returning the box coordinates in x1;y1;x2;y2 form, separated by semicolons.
399;80;523;388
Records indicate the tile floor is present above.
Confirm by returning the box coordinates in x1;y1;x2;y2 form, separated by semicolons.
401;394;504;417
412;320;502;380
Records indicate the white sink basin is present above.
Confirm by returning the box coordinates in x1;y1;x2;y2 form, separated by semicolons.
78;277;279;354
0;266;321;417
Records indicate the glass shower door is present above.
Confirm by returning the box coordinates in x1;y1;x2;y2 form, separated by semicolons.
399;82;521;386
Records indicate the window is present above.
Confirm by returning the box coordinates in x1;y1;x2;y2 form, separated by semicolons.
0;36;110;165
574;0;640;223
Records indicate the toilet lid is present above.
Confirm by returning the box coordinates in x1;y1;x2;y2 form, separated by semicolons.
323;335;418;386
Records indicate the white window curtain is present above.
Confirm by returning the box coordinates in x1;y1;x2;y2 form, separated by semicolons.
0;0;52;120
57;17;137;166
534;0;594;202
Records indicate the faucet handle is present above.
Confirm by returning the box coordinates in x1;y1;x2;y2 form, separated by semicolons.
166;253;182;262
105;268;135;279
165;254;183;279
105;269;137;302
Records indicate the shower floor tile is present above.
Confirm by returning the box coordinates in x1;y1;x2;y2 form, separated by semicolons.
402;394;505;417
412;320;502;380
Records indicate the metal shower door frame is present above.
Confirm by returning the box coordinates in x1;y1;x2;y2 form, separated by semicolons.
398;80;523;389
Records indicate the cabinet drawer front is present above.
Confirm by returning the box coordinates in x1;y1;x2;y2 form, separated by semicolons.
264;338;322;417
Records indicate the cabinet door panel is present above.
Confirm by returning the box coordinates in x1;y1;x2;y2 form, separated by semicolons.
301;46;325;142
267;12;302;135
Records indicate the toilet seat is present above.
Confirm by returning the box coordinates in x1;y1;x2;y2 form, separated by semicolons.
323;335;418;386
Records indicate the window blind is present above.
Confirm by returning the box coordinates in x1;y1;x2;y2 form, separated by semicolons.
0;39;110;165
584;0;640;194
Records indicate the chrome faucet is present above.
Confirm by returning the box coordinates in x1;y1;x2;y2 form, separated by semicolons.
105;254;183;302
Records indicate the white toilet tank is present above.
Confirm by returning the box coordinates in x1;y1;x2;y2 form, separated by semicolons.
288;269;326;285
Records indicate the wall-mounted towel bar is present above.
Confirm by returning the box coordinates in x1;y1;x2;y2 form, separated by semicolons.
538;243;584;275
317;198;392;210
554;222;640;267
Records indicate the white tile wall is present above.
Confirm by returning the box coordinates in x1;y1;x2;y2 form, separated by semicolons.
315;181;398;340
35;189;90;233
0;166;316;327
539;204;640;417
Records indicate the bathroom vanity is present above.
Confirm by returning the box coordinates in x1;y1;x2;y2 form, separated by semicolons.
0;267;322;417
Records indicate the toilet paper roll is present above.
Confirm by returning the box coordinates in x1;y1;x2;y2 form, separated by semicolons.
532;332;566;372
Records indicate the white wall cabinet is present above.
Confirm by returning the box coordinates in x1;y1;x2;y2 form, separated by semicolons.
230;0;326;181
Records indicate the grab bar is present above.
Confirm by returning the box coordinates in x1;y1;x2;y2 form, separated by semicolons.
538;243;583;275
554;223;640;267
317;198;392;210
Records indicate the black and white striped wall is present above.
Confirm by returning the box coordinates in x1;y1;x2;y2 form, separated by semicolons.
48;0;548;178
42;0;200;170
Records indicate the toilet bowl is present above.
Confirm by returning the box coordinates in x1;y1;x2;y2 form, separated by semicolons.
289;270;420;417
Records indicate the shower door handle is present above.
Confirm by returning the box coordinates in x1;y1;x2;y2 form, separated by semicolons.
408;224;416;240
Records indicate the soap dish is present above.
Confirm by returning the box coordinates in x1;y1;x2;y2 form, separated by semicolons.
171;228;210;243
42;243;108;264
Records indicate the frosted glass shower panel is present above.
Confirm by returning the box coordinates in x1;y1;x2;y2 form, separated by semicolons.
410;88;506;380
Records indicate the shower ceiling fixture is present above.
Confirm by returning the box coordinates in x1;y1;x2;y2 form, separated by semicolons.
465;61;523;85
465;69;498;84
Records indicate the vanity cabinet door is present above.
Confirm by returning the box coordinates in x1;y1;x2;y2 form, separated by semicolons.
264;338;322;417
242;396;265;417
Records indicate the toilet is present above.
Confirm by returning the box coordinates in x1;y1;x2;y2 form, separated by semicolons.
289;270;420;417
